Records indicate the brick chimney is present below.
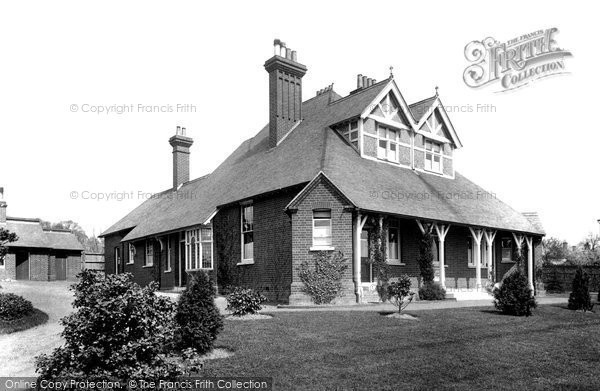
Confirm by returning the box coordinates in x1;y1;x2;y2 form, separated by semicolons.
169;126;193;189
0;187;6;225
264;39;307;148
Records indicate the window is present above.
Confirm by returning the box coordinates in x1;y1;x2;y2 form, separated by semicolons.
241;204;254;262
387;220;402;265
339;120;359;149
468;237;474;267
501;238;514;263
144;240;153;266
127;243;135;264
185;229;201;270
425;139;442;173
469;239;496;267
165;237;171;271
114;247;121;273
312;210;332;248
376;124;400;163
201;228;213;269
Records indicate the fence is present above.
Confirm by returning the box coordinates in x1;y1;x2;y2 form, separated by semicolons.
83;253;105;272
541;265;600;293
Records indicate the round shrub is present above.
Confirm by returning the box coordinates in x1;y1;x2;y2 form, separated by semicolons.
568;267;594;312
387;275;414;313
226;287;267;316
0;293;34;321
174;271;224;354
493;268;537;316
418;282;446;301
36;270;182;382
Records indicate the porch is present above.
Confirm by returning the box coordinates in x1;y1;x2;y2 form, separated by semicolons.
352;213;540;303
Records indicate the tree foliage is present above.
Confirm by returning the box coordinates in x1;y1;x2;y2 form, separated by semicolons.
368;216;389;301
417;230;435;283
226;287;267;316
493;268;537;316
567;267;594;312
299;251;348;304
0;227;18;260
174;272;224;354
41;220;103;253
387;275;413;313
36;271;185;381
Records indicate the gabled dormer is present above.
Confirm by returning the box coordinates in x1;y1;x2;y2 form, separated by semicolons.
331;76;462;179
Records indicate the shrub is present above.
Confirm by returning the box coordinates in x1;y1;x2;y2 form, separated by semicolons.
418;282;446;301
493;268;537;316
417;231;435;283
299;251;349;305
387;275;414;313
568;267;594;312
226;287;266;316
36;270;183;382
175;271;224;354
0;293;34;321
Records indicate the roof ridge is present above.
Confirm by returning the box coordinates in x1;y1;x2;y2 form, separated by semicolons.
409;95;437;107
327;78;391;107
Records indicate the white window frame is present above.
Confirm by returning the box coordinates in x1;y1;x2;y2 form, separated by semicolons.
424;139;443;173
501;238;515;263
468;239;496;268
311;209;334;250
165;236;172;272
376;124;400;163
200;227;213;269
127;243;135;265
386;220;403;265
339;120;359;149
144;240;153;267
240;204;254;264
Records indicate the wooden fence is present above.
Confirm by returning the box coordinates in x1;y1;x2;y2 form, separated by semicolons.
541;265;600;292
83;253;105;272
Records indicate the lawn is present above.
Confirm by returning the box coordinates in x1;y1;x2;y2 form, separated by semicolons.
204;305;600;390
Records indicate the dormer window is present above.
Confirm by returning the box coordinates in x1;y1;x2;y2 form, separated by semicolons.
425;139;442;173
339;120;359;149
376;124;399;163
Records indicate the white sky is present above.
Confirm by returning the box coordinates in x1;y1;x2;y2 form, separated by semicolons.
1;0;598;244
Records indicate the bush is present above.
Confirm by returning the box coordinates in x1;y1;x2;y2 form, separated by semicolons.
0;293;34;321
299;251;349;305
226;287;266;316
175;271;224;354
418;282;446;301
493;268;537;316
387;275;414;313
417;232;435;283
568;267;594;312
36;270;183;382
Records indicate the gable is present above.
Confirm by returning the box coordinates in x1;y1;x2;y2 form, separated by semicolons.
419;108;452;140
368;91;410;128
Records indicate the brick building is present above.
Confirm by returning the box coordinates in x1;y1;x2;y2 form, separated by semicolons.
100;40;544;304
0;192;84;281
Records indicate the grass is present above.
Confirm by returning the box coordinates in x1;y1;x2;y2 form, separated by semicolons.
0;309;49;334
203;305;600;390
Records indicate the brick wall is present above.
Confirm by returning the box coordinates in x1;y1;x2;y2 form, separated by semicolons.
214;189;296;302
66;254;82;280
29;252;49;281
290;179;354;305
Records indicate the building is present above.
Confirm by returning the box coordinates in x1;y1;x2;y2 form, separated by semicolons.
0;190;84;281
100;40;544;304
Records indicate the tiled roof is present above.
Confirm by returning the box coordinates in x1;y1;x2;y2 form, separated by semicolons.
5;218;83;250
105;78;543;241
409;95;437;123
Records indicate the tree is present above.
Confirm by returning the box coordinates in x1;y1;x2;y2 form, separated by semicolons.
369;216;389;301
174;271;224;354
542;237;568;264
387;275;414;313
417;230;435;283
493;267;537;316
567;267;594;312
0;228;18;260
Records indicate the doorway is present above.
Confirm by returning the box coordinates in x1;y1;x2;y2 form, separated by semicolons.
15;251;29;280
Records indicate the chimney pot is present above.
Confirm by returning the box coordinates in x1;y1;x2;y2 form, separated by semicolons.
362;75;368;87
357;74;363;89
291;50;297;62
0;187;6;225
367;78;373;86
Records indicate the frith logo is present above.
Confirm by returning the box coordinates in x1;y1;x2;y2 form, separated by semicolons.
463;28;572;92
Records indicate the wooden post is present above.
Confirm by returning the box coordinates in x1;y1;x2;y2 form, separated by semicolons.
469;228;484;289
525;236;534;291
434;224;450;289
354;213;368;303
483;230;497;282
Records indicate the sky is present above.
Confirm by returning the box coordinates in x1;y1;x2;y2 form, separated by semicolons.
0;0;598;244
